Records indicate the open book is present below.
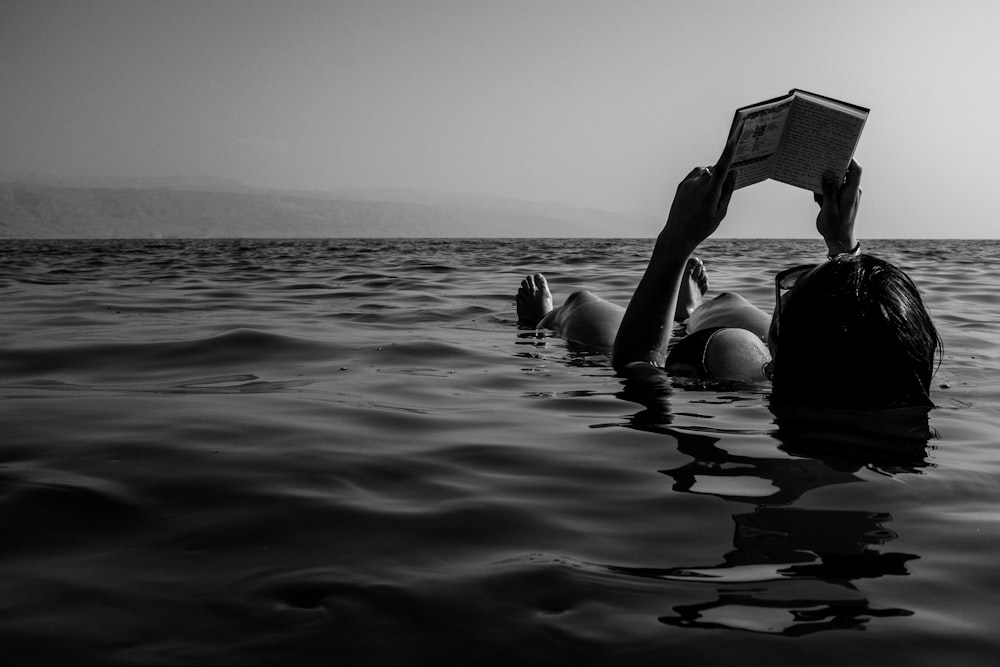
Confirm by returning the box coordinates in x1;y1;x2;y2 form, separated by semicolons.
727;89;869;193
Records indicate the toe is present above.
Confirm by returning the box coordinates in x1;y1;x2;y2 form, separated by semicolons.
691;258;709;293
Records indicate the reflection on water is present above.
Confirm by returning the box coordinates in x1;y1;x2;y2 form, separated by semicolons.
662;429;861;506
615;372;932;636
660;591;913;636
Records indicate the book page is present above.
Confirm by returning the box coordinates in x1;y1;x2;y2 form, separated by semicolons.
769;96;867;192
729;100;792;189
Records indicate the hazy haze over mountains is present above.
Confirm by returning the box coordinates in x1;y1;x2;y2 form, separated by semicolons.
4;3;1000;238
0;177;659;239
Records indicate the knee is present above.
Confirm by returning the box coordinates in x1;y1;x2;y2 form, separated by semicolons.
707;292;748;305
563;290;600;308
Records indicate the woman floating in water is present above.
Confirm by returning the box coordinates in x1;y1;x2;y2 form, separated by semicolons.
517;142;941;408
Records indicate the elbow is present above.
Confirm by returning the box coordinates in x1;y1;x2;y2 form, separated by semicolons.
611;336;632;373
611;352;630;375
611;340;661;375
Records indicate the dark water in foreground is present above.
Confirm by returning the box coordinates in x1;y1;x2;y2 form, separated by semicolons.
1;237;999;665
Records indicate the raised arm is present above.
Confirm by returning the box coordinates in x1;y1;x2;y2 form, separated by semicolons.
612;143;736;372
815;159;862;257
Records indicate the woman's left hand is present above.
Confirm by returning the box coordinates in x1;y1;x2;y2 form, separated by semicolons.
814;159;862;255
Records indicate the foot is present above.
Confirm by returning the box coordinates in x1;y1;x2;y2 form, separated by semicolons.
675;257;709;322
516;273;554;327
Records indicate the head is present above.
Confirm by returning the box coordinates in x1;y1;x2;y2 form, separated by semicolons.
768;253;941;408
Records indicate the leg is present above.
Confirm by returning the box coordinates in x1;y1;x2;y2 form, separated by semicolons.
687;293;772;341
516;273;554;327
670;261;772;381
675;257;709;323
516;273;624;350
544;290;625;349
688;292;771;341
664;256;771;340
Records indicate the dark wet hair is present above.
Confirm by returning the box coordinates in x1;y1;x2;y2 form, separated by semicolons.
770;253;941;408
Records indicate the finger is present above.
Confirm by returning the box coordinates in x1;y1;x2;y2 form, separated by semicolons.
716;170;736;218
714;135;737;174
820;171;840;217
821;171;839;201
843;159;863;194
709;138;737;193
685;166;704;181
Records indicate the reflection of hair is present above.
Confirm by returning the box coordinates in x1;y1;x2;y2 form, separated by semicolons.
771;254;941;408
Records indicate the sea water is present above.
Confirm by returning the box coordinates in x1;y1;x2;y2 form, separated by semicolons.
1;237;998;665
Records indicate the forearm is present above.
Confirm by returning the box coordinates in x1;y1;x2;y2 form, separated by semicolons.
612;142;736;372
612;237;690;371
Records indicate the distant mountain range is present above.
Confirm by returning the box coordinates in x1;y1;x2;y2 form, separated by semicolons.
0;177;659;238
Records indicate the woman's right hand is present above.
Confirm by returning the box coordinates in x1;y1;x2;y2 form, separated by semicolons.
657;140;737;257
815;159;861;256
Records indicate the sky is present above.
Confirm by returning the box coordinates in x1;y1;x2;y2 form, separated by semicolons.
1;0;998;238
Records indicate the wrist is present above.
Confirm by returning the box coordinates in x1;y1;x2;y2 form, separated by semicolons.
654;232;696;261
824;233;858;257
827;239;861;260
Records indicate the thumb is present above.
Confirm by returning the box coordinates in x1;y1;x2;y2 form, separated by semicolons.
717;170;736;218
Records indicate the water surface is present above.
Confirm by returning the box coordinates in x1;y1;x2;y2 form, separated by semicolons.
1;238;998;665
